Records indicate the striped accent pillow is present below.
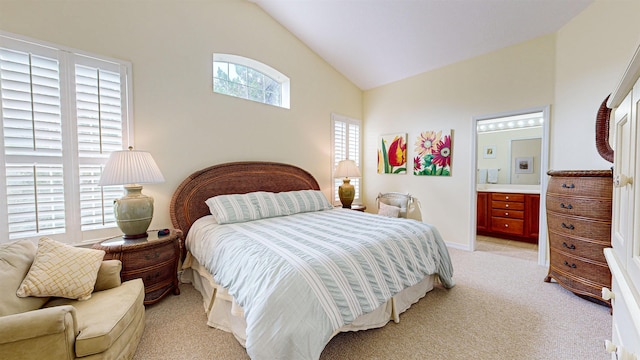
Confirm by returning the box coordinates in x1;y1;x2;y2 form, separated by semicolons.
277;190;334;214
251;192;291;218
206;192;291;224
206;194;262;224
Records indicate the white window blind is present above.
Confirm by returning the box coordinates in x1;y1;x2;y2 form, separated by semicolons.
331;113;361;204
0;32;131;242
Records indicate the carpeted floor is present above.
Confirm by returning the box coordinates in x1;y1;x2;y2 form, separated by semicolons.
134;245;611;360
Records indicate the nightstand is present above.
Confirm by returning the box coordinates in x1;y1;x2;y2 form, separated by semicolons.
92;229;183;305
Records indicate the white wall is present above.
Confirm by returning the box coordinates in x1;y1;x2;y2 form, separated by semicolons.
363;35;556;248
364;0;640;250
552;0;640;170
0;0;362;240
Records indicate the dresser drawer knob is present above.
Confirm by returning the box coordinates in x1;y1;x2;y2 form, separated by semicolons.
505;212;509;216
561;223;575;230
563;261;577;268
505;204;509;208
560;203;573;209
613;174;633;188
601;287;615;301
562;242;576;250
561;183;575;189
145;252;161;260
604;340;617;353
505;196;509;200
504;224;509;228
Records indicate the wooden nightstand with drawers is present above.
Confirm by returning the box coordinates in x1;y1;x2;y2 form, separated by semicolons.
92;229;183;305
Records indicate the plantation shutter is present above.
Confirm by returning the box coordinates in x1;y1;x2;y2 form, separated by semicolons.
75;60;125;231
0;47;66;239
0;32;132;242
331;113;361;203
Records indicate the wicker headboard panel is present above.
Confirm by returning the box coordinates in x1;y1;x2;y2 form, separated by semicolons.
169;161;321;236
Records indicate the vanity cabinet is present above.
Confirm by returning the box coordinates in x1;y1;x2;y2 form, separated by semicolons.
477;191;539;243
476;192;490;233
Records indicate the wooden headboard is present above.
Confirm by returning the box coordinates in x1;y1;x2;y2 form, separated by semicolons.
169;161;321;236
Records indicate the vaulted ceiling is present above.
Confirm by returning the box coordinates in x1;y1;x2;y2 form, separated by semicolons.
252;0;594;90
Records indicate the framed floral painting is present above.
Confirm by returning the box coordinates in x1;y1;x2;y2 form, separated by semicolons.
378;133;407;174
413;129;453;176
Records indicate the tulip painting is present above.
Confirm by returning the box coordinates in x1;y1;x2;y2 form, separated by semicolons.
378;134;407;174
414;129;453;176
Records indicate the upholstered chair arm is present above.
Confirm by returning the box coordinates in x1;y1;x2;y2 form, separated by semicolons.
0;305;78;360
94;260;123;292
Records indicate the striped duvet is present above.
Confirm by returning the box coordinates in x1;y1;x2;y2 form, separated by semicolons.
187;208;454;360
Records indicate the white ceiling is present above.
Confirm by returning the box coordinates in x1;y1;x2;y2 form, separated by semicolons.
251;0;594;90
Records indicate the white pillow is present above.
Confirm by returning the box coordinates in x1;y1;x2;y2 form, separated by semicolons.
277;190;334;214
16;237;105;301
378;201;401;218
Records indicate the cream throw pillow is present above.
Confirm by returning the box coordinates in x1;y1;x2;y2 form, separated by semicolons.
378;202;401;217
17;237;105;301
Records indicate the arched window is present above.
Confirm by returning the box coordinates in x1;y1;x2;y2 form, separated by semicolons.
213;54;290;109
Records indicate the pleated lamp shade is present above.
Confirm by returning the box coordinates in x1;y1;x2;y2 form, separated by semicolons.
99;147;165;239
99;147;165;186
334;159;361;179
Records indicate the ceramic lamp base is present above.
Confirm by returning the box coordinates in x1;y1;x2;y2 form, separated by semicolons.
114;185;154;239
338;178;355;209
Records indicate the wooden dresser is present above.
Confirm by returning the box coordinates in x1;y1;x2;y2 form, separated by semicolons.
477;192;540;243
544;170;612;306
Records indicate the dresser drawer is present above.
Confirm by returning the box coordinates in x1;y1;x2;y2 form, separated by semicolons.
491;201;524;211
546;194;612;219
547;176;612;199
491;209;524;219
119;242;176;270
549;249;611;286
547;264;610;303
122;260;176;284
548;232;608;264
546;214;611;241
491;217;524;235
491;193;525;202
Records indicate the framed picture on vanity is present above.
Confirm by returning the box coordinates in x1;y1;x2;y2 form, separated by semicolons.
515;157;533;174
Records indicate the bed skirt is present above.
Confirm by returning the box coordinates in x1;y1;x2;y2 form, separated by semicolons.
180;252;436;347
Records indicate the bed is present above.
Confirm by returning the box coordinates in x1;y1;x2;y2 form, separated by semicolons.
170;161;454;360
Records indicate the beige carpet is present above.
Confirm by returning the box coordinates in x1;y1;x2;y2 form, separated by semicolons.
134;246;611;360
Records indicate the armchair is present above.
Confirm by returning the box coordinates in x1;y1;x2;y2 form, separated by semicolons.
0;239;145;360
376;192;422;220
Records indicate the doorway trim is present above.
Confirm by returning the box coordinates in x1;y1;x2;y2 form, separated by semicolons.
471;105;550;266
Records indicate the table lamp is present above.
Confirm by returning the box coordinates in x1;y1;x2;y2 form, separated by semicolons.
99;146;165;239
334;159;361;208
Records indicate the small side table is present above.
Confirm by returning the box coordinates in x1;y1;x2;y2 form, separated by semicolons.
92;229;183;305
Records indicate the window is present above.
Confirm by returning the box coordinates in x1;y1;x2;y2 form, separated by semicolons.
213;53;290;109
331;113;361;204
0;32;132;243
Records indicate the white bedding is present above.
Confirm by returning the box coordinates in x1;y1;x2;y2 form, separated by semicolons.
183;208;454;360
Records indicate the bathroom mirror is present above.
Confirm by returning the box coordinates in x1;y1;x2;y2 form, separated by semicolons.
476;112;543;185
